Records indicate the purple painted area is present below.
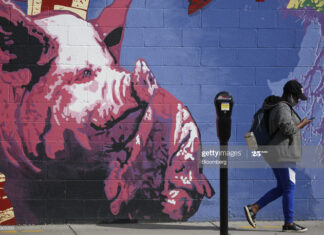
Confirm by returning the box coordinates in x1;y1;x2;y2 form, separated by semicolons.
280;6;324;161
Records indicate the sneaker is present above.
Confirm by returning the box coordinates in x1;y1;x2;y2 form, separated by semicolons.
243;205;256;228
282;223;308;233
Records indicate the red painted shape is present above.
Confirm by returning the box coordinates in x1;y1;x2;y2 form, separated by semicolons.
188;0;212;15
90;0;133;66
0;176;16;225
40;0;73;11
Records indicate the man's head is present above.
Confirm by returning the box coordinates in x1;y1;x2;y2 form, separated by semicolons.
283;80;307;106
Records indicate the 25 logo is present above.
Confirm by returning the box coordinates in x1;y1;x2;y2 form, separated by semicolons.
252;151;262;157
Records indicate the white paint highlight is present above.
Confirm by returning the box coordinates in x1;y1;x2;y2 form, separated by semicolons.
144;107;152;121
167;199;176;205
169;190;179;199
136;134;141;145
180;175;191;185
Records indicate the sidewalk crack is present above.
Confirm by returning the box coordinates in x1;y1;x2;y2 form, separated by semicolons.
68;225;77;235
209;221;219;229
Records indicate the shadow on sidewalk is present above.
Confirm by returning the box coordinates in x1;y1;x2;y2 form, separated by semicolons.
98;222;281;233
98;222;219;231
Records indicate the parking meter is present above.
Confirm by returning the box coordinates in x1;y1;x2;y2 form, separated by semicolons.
214;91;234;235
214;92;234;145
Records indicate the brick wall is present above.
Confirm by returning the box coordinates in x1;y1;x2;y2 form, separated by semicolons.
2;0;323;223
116;0;324;221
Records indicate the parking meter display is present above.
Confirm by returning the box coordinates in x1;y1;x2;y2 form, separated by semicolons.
221;103;230;111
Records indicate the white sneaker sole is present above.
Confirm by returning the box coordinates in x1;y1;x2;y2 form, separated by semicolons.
282;228;308;233
243;206;256;228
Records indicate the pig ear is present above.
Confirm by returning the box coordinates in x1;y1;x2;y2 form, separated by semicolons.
104;27;123;64
0;1;56;90
90;0;132;65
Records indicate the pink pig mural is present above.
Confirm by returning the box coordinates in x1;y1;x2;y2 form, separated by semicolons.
0;0;214;224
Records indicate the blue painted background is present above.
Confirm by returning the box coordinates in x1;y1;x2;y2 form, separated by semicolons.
119;0;323;221
121;0;323;222
98;0;323;221
13;0;324;221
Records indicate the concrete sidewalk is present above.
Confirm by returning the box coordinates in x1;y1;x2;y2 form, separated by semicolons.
1;221;323;235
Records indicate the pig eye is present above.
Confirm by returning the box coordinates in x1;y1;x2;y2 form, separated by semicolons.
83;69;92;77
74;69;93;83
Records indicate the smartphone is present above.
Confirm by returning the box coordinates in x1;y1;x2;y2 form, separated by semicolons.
309;117;315;120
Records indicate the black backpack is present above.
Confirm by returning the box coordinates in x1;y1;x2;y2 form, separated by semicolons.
250;101;295;146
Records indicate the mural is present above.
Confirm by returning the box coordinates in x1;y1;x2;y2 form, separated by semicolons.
188;0;212;15
26;0;90;19
269;0;324;160
0;173;16;225
0;0;214;224
287;0;324;12
1;0;323;225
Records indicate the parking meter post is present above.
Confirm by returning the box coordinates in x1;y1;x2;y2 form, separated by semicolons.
214;92;234;235
220;144;228;235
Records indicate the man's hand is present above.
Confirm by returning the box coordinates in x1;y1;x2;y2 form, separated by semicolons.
297;118;313;129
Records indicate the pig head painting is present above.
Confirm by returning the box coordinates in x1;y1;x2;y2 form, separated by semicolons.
0;0;214;224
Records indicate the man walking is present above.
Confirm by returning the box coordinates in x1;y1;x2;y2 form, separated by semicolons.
244;80;313;233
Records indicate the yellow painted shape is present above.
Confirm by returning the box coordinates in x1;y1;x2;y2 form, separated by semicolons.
0;173;5;183
27;0;42;16
72;0;90;11
0;208;15;224
287;0;324;11
0;231;17;234
287;0;301;9
54;5;87;20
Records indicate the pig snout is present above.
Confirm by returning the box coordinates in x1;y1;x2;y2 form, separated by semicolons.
103;59;215;220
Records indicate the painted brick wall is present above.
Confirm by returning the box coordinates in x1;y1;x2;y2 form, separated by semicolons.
116;0;324;221
1;0;323;224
